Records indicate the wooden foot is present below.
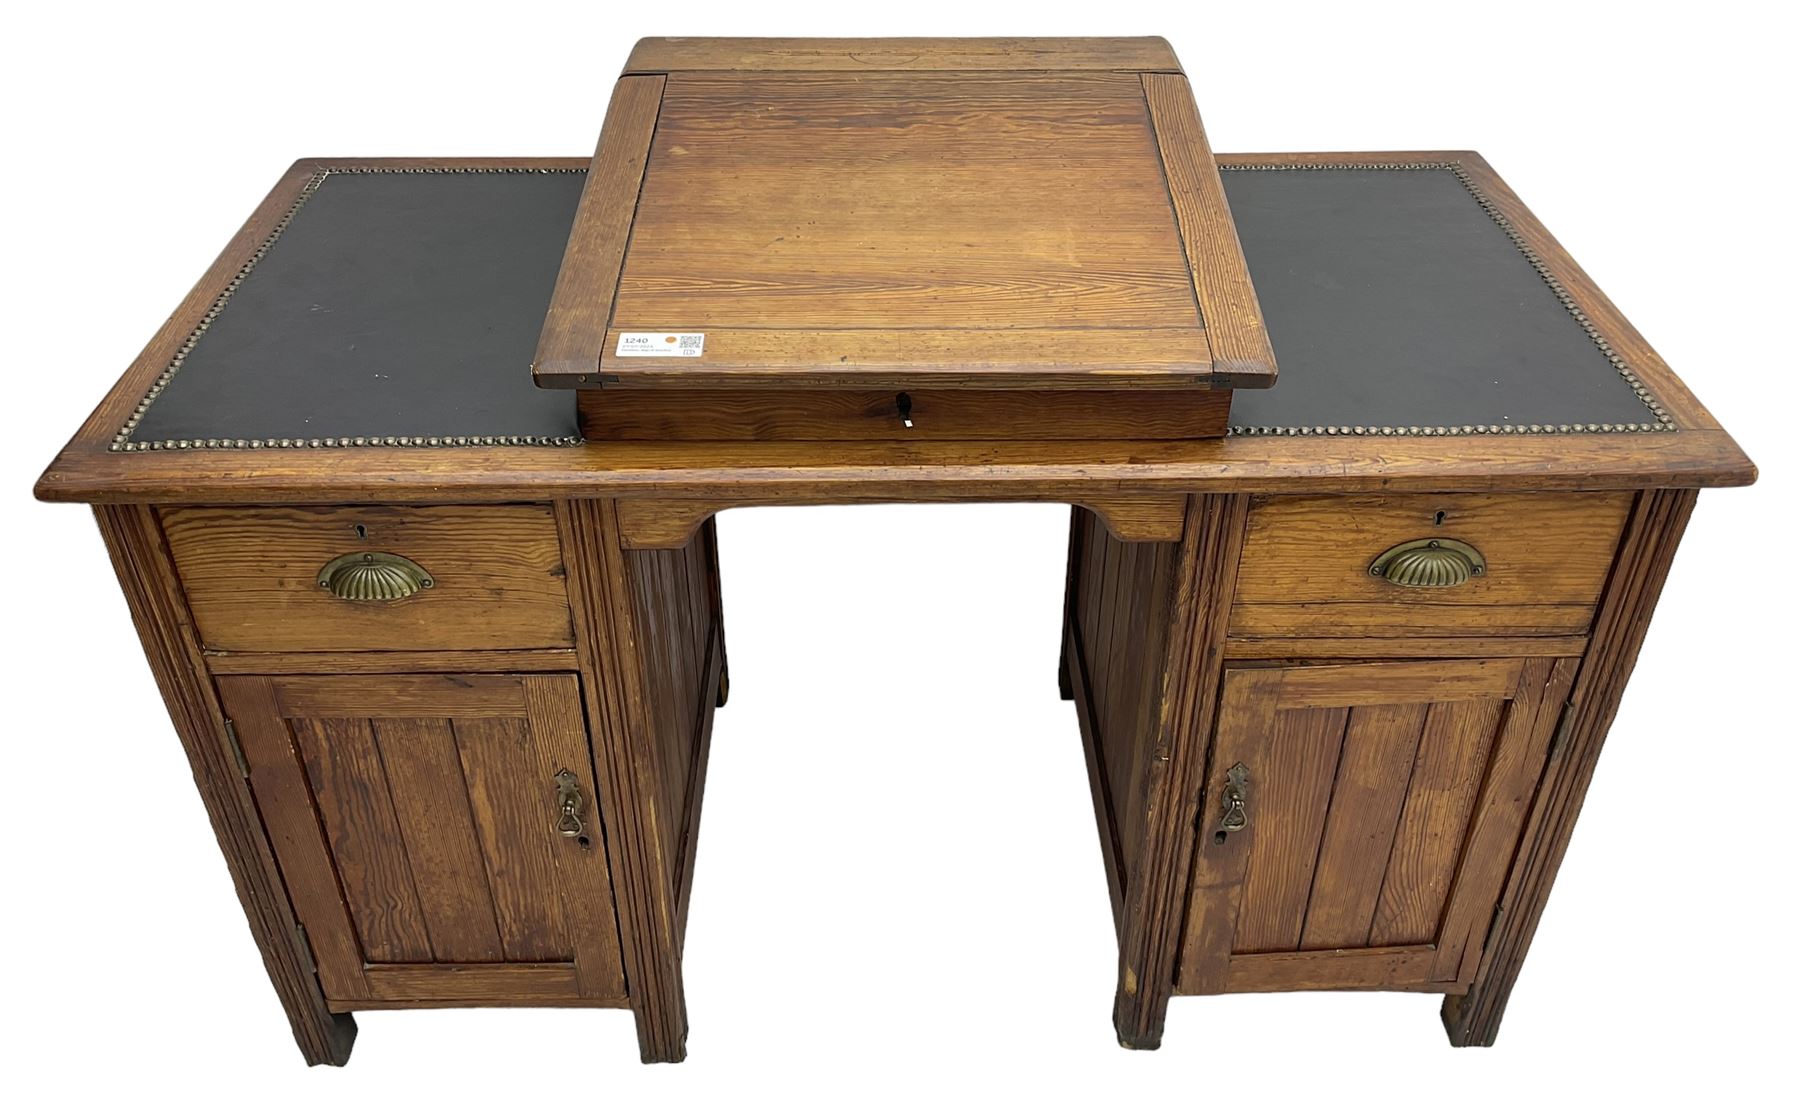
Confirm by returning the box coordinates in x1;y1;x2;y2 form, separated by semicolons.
716;665;730;708
560;500;698;1067
309;1013;359;1066
1439;490;1698;1049
1115;1023;1163;1051
95;506;360;1068
1440;994;1496;1047
634;1014;689;1063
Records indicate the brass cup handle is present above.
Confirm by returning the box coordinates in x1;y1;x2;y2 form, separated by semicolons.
1368;538;1486;588
316;551;434;602
1212;763;1249;845
553;769;586;842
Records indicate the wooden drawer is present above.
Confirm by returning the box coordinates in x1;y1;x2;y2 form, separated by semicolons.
577;388;1233;441
1230;492;1633;638
162;504;573;653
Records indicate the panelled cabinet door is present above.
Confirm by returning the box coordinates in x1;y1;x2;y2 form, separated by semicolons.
218;673;627;1007
1179;658;1575;996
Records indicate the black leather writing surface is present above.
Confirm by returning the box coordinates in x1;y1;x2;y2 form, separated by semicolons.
1221;165;1663;433
126;169;586;449
125;162;1664;448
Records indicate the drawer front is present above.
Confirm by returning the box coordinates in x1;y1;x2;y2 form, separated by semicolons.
578;387;1232;442
1231;492;1632;638
162;504;573;653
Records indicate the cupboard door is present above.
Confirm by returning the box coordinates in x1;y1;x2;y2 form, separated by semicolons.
218;673;626;1006
1179;658;1575;995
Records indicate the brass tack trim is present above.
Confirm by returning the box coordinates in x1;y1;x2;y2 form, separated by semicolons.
113;166;590;453
1220;162;1675;438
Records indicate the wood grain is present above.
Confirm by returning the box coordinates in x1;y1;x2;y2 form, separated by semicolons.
1068;508;1183;919
585;71;1215;390
521;675;631;998
221;672;627;1008
613;495;1188;552
39;430;1757;507
362;963;582;1003
1232;706;1350;953
161;504;573;654
1429;658;1576;983
1223;636;1589;660
625;528;722;929
1298;704;1429;949
587;330;1214;389
273;674;526;717
1111;494;1250;1047
38;153;1753;507
374;718;506;962
78;543;361;1070
556;499;691;1062
291;716;436;962
1226;946;1440;993
1232;492;1633;638
220;674;372;1002
1179;657;1573;996
532;78;666;386
1367;700;1505;947
579;387;1230;441
454;717;573;962
622;36;1184;74
205;649;580;675
1444;489;1700;1045
1142;74;1276;385
1275;659;1523;708
1178;666;1278;995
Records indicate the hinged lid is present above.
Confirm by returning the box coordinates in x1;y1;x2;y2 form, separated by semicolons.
532;37;1276;394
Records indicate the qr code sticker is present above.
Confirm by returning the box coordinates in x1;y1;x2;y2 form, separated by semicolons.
615;332;705;357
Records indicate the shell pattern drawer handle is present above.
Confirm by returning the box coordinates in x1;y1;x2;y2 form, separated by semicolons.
315;551;435;602
1368;538;1487;588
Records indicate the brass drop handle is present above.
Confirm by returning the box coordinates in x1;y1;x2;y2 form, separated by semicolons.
553;769;586;841
1368;538;1486;588
1212;763;1249;845
316;551;434;602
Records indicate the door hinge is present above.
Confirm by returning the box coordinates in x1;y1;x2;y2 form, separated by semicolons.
294;923;318;974
1546;700;1577;762
223;718;250;779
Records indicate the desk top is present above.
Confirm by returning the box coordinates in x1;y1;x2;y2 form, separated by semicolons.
36;151;1752;505
532;38;1276;392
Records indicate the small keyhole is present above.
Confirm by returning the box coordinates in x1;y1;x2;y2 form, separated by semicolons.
1434;511;1447;526
353;523;368;540
896;392;914;428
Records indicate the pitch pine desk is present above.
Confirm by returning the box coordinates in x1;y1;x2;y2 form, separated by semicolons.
35;38;1753;1067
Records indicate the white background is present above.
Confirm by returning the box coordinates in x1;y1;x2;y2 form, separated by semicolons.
3;1;1794;1090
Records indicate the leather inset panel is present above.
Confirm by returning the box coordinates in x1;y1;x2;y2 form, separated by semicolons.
126;169;585;449
1222;165;1664;433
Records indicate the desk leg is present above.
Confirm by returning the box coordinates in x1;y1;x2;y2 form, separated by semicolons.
559;499;720;1063
1444;489;1697;1045
94;505;357;1066
1066;495;1249;1049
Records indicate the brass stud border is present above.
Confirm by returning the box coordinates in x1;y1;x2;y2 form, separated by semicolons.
112;166;590;453
1220;162;1676;438
117;161;1677;450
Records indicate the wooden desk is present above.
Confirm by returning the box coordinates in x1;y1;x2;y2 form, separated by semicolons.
35;37;1752;1068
